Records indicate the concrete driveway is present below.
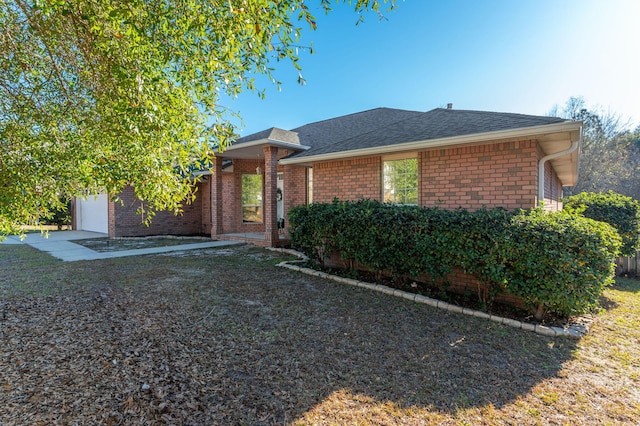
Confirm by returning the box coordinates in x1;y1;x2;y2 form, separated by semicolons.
1;230;241;261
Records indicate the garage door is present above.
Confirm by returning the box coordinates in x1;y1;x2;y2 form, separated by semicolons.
76;194;108;234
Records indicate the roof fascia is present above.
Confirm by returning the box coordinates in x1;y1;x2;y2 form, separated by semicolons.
266;139;309;151
279;121;581;165
217;138;310;155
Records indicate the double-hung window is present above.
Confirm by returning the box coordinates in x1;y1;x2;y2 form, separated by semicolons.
383;157;418;205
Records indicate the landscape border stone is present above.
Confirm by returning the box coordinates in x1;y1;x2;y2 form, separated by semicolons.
269;247;590;339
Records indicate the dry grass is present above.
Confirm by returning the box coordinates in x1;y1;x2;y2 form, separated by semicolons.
0;244;638;425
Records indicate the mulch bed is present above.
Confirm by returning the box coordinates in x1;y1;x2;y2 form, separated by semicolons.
306;264;582;329
74;236;211;252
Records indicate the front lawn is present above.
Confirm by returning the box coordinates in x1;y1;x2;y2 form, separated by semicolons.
0;244;638;424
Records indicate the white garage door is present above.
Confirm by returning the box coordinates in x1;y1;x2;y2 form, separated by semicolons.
76;194;108;234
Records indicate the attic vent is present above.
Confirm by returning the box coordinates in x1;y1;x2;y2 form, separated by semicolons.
447;103;453;109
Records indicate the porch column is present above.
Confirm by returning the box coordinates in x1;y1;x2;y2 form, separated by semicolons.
263;146;279;246
211;156;224;239
107;196;116;238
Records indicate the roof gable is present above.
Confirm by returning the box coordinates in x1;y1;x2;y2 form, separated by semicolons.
235;127;299;145
234;107;422;149
291;108;570;159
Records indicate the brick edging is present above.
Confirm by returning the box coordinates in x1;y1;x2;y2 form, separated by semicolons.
267;248;589;339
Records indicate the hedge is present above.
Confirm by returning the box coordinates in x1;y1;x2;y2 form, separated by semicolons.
563;191;640;257
288;200;622;320
502;209;621;319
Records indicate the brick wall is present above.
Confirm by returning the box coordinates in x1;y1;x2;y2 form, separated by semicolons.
282;165;307;231
221;173;235;234
107;198;116;238
310;140;542;211
313;156;382;203
200;179;212;234
211;157;309;236
419;139;539;210
111;185;206;237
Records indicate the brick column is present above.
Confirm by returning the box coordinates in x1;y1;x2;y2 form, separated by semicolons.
107;196;116;238
211;156;224;238
263;146;279;246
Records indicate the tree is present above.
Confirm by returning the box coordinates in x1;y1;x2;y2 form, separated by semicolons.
616;126;640;200
549;97;635;198
0;0;395;238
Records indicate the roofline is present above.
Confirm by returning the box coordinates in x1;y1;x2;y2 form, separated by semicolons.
279;121;581;165
216;138;310;154
290;107;423;131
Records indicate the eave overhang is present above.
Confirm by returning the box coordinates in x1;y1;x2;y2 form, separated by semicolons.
214;138;310;160
279;121;582;186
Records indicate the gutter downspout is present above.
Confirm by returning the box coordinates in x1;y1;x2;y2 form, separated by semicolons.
537;127;582;206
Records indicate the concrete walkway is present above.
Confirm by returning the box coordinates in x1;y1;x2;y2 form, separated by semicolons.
1;230;242;262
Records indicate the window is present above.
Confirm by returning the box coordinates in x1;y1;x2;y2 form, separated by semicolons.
307;167;313;204
383;158;418;204
242;174;263;223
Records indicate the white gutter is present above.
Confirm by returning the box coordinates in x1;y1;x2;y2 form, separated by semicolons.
537;126;582;206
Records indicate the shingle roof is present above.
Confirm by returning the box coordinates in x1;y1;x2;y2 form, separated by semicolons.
235;107;422;148
290;108;569;159
234;107;571;160
235;127;300;145
289;107;424;152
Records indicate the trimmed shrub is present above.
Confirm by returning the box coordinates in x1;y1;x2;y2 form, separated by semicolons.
503;209;621;320
287;202;338;267
450;208;515;306
288;200;622;320
563;191;640;257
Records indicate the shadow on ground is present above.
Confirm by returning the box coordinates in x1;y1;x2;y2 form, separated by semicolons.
0;245;577;424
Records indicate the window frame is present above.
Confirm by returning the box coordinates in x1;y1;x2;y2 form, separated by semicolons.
241;174;263;224
382;154;419;206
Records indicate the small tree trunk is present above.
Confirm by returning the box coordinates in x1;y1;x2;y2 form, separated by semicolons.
533;303;546;321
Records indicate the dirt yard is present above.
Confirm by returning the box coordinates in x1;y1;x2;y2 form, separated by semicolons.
0;244;638;425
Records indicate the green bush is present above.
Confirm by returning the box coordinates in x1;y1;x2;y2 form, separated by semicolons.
503;209;621;319
563;191;640;257
41;197;72;229
287;202;338;267
288;200;622;320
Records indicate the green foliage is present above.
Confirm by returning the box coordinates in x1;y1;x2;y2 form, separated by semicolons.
563;191;640;256
42;197;72;229
451;208;515;306
288;200;622;319
552;97;637;199
287;201;339;267
503;209;621;319
0;0;395;238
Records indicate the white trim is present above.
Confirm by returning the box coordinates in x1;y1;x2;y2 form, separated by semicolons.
218;138;310;154
381;151;418;161
279;121;582;165
382;157;419;206
538;130;582;206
